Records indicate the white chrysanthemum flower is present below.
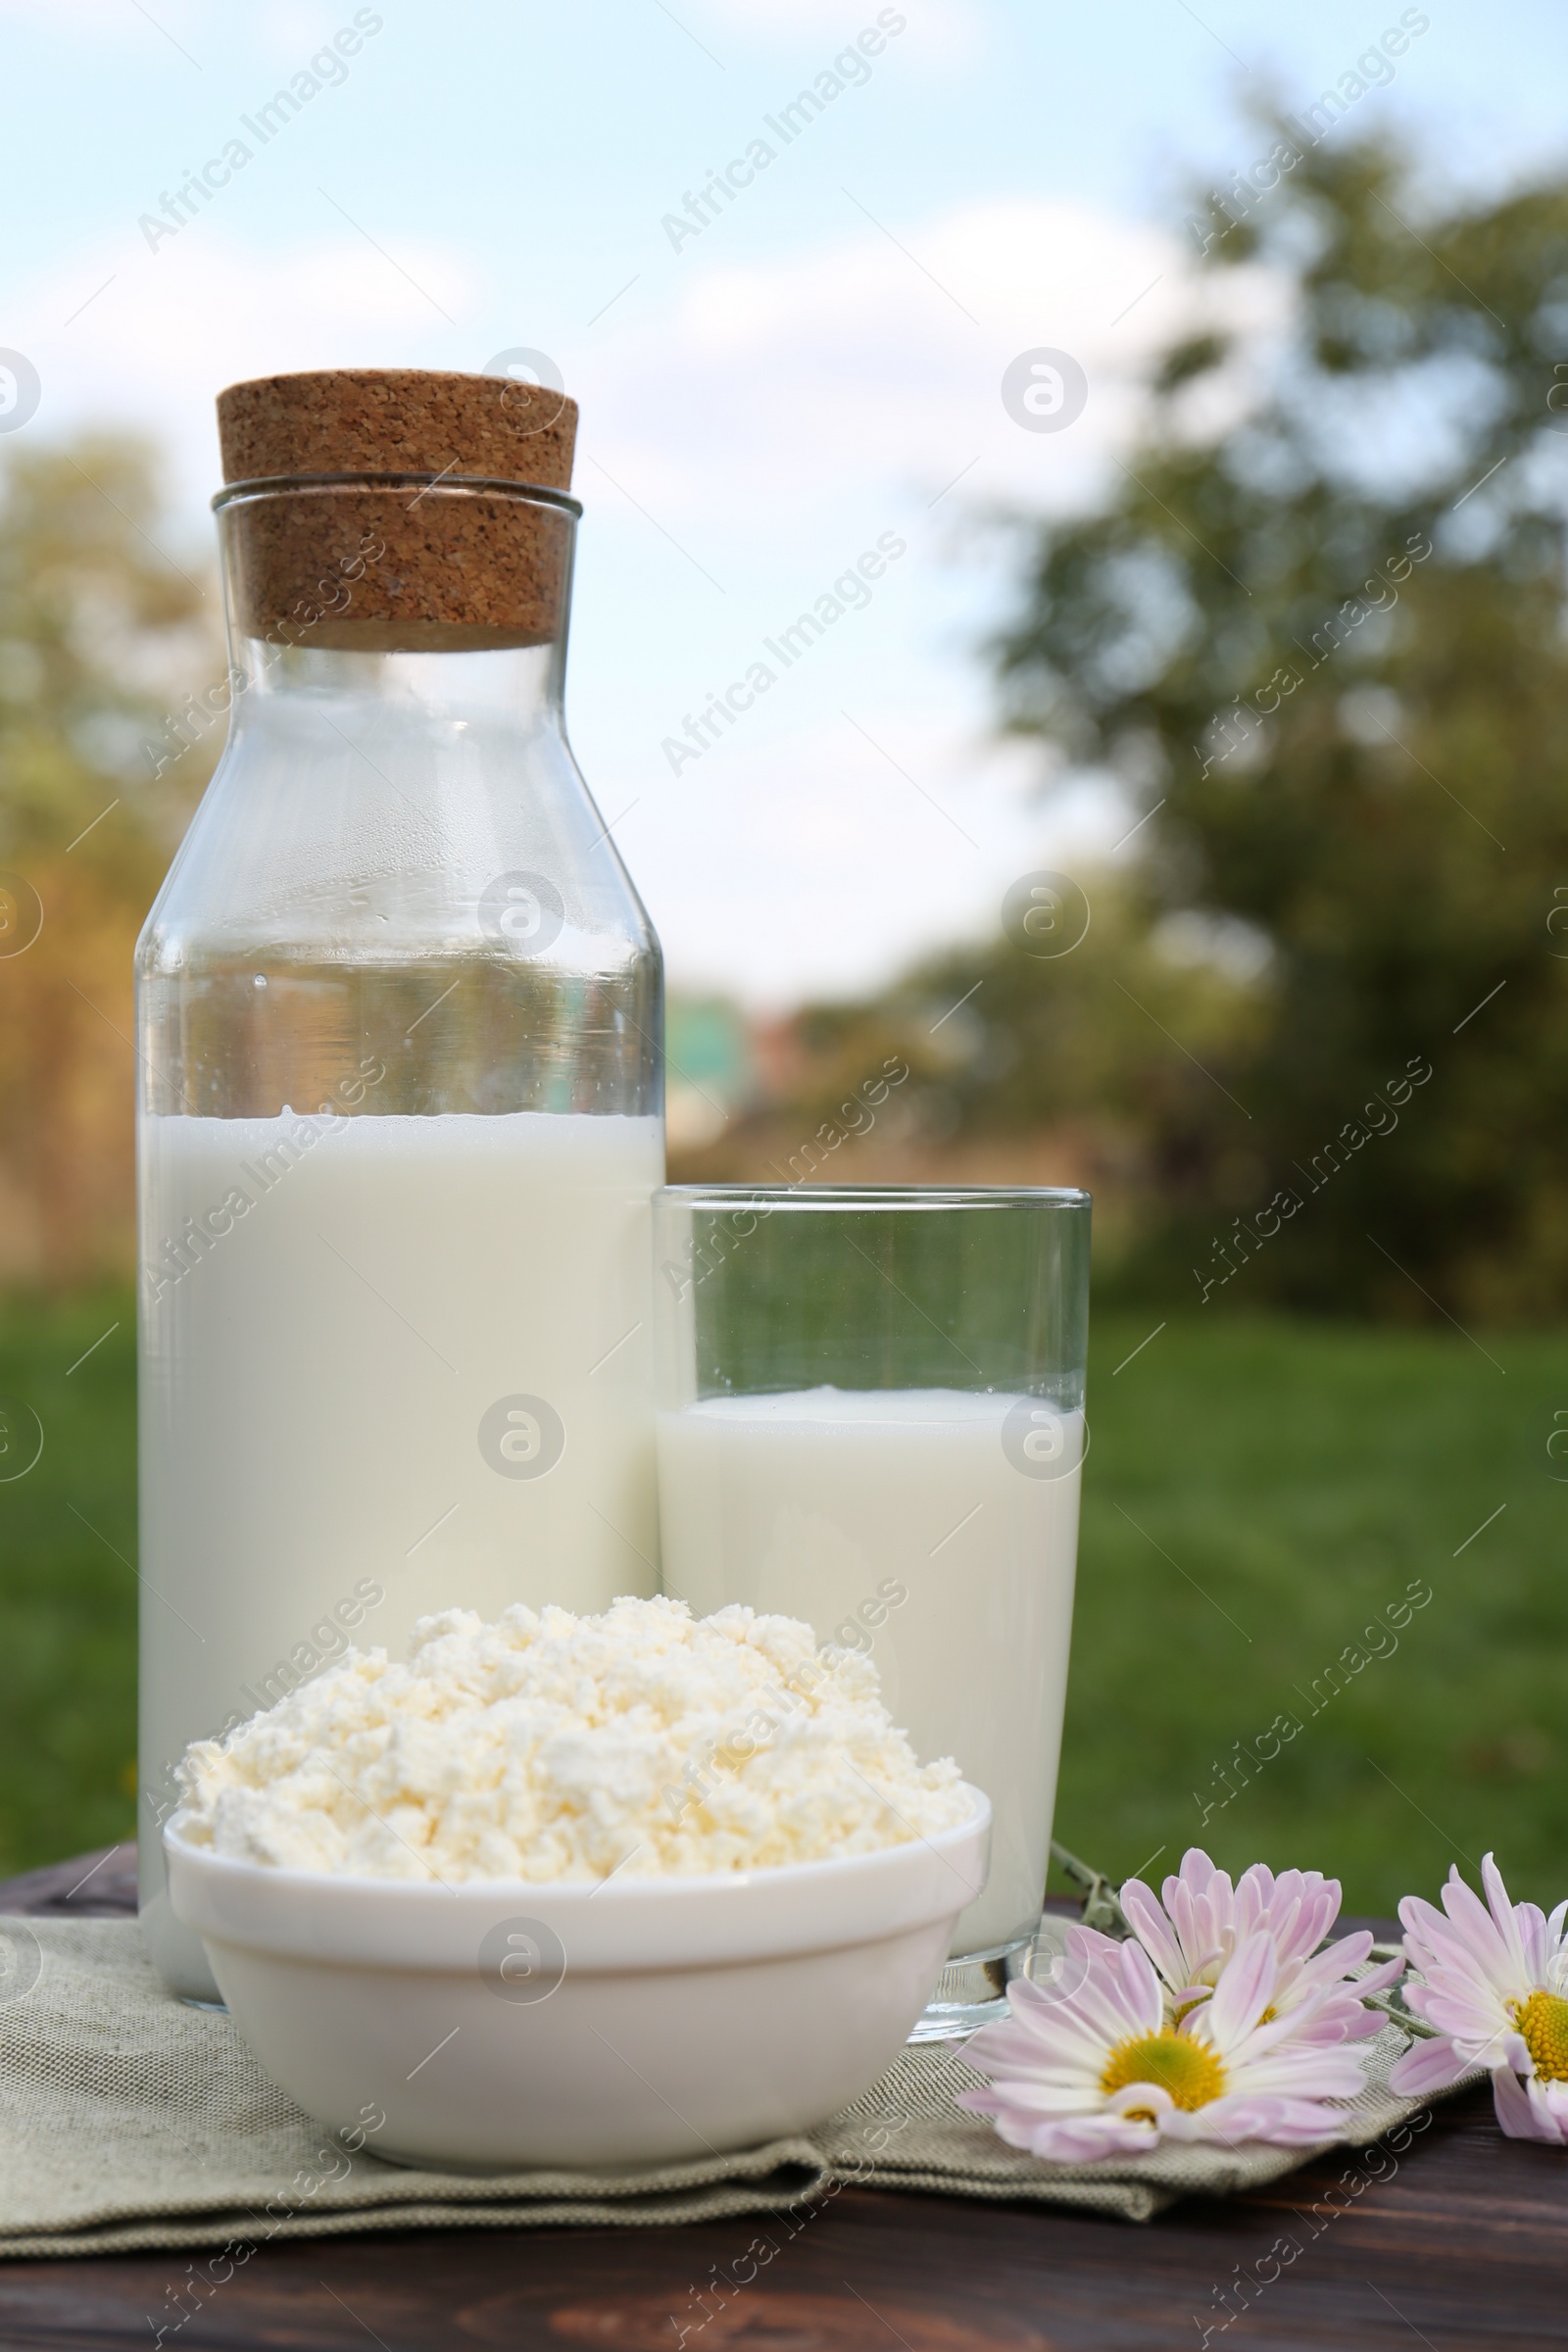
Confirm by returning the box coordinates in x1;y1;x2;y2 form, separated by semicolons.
958;1926;1369;2161
1121;1847;1401;2043
1391;1852;1568;2143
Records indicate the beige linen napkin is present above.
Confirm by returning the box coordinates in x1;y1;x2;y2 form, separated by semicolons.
0;1916;1466;2255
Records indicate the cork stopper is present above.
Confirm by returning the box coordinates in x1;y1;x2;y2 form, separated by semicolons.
215;368;580;654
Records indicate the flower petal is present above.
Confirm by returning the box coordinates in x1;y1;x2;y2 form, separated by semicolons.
1177;1847;1220;1894
1025;2112;1159;2161
1203;1930;1277;2049
1308;1927;1372;1978
1439;1870;1526;1998
1113;1935;1168;2032
1119;1876;1189;1993
1190;2091;1344;2145
1491;2063;1568;2144
1388;2034;1467;2097
1480;1853;1534;1984
1105;2082;1176;2123
1225;2044;1367;2101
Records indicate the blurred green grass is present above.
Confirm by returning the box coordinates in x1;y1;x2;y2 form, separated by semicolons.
0;1288;137;1873
1062;1312;1568;1918
0;1292;1561;1916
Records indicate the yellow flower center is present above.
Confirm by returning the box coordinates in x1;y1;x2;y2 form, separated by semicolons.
1509;1991;1568;2082
1100;2031;1228;2115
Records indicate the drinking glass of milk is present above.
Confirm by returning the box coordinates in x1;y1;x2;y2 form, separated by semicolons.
654;1185;1090;2037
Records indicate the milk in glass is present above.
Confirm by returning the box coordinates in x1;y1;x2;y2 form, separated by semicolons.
658;1387;1083;1954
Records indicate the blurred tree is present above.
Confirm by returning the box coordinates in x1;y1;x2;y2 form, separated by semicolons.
671;871;1266;1282
0;438;217;1286
995;118;1568;1318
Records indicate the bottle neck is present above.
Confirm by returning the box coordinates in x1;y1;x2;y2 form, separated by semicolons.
213;473;579;733
224;634;567;735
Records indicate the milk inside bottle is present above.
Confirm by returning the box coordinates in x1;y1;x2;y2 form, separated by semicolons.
135;369;662;1996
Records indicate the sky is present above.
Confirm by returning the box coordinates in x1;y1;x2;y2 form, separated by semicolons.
5;0;1567;1005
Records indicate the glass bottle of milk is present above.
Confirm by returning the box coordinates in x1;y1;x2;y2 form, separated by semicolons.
136;370;662;1994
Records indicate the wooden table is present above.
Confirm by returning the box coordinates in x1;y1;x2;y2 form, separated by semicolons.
0;1850;1559;2350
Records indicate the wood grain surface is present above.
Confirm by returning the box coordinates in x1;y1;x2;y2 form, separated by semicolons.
0;1849;1559;2350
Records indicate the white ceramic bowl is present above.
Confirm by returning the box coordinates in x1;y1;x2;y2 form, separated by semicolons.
164;1790;990;2170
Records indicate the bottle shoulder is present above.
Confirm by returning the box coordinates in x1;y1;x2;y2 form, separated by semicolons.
137;705;658;981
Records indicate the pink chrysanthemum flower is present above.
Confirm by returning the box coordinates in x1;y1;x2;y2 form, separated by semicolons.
1390;1852;1568;2143
1119;1848;1401;2040
957;1926;1369;2161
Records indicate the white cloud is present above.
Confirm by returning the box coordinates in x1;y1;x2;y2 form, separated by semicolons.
251;2;345;54
0;0;140;19
692;0;986;69
572;195;1279;531
17;231;478;502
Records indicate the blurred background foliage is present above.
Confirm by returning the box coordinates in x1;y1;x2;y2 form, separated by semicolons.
0;439;216;1289
4;120;1568;1897
680;117;1568;1324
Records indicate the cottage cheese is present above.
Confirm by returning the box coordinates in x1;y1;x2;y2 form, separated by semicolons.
174;1595;969;1882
